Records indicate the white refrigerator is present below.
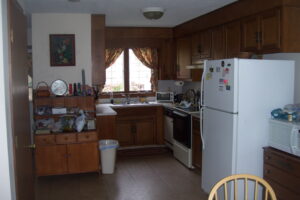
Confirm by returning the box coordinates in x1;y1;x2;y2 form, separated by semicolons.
200;58;295;193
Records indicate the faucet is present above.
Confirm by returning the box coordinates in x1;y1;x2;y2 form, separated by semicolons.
126;94;131;104
122;93;131;104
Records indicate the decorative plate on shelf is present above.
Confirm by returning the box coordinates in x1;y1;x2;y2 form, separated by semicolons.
50;79;68;96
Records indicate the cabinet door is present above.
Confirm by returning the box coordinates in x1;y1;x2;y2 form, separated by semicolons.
176;36;191;80
225;21;241;58
191;33;201;58
67;142;99;173
241;16;260;52
35;145;68;176
212;26;225;59
116;119;135;146
159;39;175;80
135;118;155;145
200;30;212;59
260;9;281;52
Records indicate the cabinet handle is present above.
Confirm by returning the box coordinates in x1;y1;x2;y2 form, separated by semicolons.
265;156;271;160
197;45;202;53
255;32;259;43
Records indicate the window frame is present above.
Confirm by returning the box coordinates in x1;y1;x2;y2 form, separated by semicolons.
100;48;155;98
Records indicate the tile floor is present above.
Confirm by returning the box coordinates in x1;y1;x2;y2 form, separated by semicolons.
35;153;208;200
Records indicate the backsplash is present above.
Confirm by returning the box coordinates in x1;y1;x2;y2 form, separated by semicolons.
158;80;201;94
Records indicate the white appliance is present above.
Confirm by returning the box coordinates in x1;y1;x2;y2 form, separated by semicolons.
200;58;295;193
269;119;300;157
164;107;174;149
156;92;174;103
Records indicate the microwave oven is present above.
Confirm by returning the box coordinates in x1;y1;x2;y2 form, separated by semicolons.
156;92;174;103
269;119;300;157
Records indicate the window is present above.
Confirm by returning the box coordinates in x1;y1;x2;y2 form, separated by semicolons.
103;48;153;93
102;52;124;92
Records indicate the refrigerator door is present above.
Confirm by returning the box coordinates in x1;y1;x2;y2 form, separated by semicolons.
203;59;239;113
201;108;238;193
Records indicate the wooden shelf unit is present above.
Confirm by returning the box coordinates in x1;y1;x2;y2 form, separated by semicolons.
33;96;100;176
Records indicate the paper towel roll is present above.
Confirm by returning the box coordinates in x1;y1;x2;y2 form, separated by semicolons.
174;81;184;86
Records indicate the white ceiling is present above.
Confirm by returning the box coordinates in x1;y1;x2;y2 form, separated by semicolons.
22;0;237;27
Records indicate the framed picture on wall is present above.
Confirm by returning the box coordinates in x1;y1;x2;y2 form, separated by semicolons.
49;34;75;66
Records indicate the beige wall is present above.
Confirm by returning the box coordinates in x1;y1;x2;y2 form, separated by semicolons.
32;13;92;88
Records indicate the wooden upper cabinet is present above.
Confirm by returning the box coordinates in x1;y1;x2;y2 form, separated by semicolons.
159;39;175;80
212;26;225;59
241;8;281;53
199;30;212;59
260;9;281;52
191;30;212;62
176;36;191;80
241;16;260;52
225;21;241;58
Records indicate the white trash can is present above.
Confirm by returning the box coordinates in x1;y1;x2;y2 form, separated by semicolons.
99;140;119;174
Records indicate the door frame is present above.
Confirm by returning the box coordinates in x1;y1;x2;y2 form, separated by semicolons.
0;0;17;199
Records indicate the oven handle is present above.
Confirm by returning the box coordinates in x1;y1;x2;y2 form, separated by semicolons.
173;110;189;118
200;107;205;150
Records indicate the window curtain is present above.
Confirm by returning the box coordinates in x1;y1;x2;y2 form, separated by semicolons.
105;48;123;68
100;48;124;92
131;48;158;91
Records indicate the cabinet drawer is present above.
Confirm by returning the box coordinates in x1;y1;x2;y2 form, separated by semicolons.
264;149;300;177
35;135;55;145
56;133;76;144
77;132;98;142
264;164;300;194
264;177;300;200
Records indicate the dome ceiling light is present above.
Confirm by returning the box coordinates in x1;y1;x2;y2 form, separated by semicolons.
142;7;165;20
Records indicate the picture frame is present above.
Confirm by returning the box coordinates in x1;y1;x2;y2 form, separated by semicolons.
49;34;75;66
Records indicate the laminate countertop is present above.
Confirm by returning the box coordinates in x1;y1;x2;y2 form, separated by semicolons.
96;102;200;117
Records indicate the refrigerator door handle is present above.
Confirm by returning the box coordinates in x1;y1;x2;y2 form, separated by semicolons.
200;60;207;107
200;107;205;150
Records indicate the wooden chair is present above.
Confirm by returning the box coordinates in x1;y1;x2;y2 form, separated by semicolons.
208;174;277;200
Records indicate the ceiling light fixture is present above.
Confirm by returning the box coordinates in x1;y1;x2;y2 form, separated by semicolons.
142;7;165;20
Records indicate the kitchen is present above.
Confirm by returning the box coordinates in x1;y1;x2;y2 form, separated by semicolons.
2;0;300;200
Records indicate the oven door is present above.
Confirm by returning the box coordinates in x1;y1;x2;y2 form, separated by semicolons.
173;110;191;148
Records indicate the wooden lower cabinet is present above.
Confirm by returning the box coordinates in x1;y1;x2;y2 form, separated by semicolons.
67;142;99;173
192;117;202;169
116;120;135;146
114;106;163;147
35;132;100;176
35;145;68;175
263;147;300;200
135;118;155;145
116;117;155;146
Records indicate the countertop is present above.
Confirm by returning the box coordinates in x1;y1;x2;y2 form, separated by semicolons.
96;102;200;117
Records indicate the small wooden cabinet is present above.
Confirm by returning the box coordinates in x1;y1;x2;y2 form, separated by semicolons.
35;132;99;176
176;36;191;80
225;20;242;58
191;30;212;61
263;147;300;200
242;9;281;53
192;117;202;169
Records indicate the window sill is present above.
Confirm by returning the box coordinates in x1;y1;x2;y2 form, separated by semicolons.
99;91;155;99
